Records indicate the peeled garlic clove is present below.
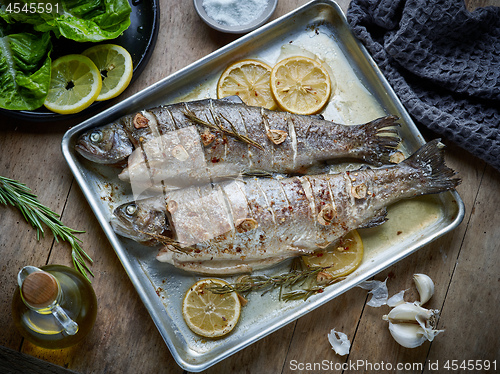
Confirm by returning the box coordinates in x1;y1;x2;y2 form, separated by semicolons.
388;322;428;348
385;302;435;323
413;273;434;305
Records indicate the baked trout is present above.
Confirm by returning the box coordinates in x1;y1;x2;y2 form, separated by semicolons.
75;98;400;181
110;140;460;275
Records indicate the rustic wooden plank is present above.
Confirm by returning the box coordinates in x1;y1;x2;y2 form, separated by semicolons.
0;129;75;350
281;287;369;374
423;164;500;372
201;323;296;374
0;345;79;374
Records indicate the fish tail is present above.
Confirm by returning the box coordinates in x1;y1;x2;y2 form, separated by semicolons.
359;115;401;165
402;139;461;194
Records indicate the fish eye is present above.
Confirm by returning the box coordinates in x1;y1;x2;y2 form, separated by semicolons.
90;131;103;143
125;203;137;216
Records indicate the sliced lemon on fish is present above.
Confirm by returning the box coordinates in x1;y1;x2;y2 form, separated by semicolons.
270;56;332;115
302;230;363;279
44;54;102;114
217;59;278;110
82;44;133;101
182;278;241;338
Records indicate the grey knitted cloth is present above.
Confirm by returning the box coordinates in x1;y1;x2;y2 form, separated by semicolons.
347;0;500;172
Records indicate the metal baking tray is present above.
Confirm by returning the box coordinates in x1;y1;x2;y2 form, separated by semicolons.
61;1;465;371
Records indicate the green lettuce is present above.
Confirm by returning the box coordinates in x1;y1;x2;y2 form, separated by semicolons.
1;0;132;42
0;0;131;110
0;23;52;110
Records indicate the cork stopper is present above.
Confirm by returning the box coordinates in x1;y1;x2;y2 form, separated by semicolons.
21;271;59;309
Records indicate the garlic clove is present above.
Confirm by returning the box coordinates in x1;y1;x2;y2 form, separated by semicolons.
413;273;434;305
385;302;435;323
388;322;428;348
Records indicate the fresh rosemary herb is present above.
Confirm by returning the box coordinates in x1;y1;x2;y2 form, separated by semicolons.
183;108;264;150
208;265;338;301
0;176;93;281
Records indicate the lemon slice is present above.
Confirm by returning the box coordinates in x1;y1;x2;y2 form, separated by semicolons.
182;278;241;338
270;56;332;115
217;59;277;110
82;44;133;101
44;54;102;114
303;230;364;279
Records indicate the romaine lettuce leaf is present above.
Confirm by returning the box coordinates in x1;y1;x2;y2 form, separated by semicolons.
1;0;132;42
0;24;52;110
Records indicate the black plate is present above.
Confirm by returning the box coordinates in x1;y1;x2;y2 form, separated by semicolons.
0;0;160;122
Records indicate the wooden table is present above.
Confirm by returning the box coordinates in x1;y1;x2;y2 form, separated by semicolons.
1;1;498;373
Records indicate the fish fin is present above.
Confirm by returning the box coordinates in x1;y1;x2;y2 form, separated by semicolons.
219;95;244;104
402;139;461;194
359;208;388;229
359;115;401;166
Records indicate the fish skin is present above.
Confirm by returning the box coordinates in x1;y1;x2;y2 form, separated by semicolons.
110;139;460;275
75;98;400;175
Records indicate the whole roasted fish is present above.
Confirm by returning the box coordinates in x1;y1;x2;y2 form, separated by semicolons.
75;98;400;181
110;140;460;275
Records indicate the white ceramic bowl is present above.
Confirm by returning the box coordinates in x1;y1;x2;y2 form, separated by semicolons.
193;0;278;34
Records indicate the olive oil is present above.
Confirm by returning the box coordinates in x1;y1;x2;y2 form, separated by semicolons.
12;265;97;349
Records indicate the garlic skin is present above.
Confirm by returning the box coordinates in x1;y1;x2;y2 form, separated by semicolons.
358;279;389;307
386;289;406;307
413;273;434;305
327;329;351;356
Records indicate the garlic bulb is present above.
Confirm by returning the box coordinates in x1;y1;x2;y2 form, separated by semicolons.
383;302;443;348
413;273;434;305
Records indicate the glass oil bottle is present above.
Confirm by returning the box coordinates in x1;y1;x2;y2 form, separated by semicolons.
12;265;97;349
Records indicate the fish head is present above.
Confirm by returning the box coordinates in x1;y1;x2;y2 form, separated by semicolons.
75;123;133;164
110;198;173;245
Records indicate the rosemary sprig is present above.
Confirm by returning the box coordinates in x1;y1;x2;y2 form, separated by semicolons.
0;176;93;282
183;109;264;151
208;266;334;301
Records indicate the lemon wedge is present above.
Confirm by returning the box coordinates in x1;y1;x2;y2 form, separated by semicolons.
182;278;241;338
217;59;277;110
270;56;332;115
44;54;102;114
82;44;133;101
303;230;364;279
